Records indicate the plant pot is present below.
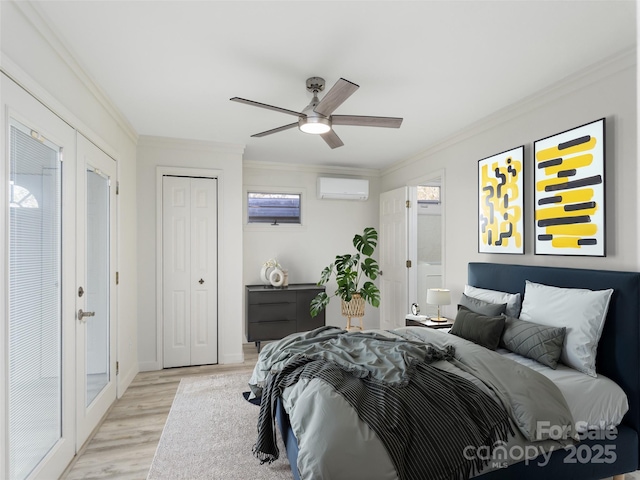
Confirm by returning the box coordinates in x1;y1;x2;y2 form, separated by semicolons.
341;293;365;331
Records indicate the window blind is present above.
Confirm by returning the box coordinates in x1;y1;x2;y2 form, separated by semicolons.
247;192;301;224
8;121;62;480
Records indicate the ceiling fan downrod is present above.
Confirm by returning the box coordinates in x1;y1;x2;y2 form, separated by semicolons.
299;77;331;134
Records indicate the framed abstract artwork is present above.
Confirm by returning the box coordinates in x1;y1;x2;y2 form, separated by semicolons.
478;146;524;254
534;118;605;256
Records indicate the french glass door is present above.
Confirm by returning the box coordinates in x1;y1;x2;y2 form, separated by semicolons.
4;74;76;480
3;75;118;478
75;134;117;448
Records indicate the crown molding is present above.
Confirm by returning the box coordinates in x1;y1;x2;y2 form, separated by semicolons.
9;1;138;144
138;135;245;155
382;46;637;177
243;159;381;177
1;58;125;162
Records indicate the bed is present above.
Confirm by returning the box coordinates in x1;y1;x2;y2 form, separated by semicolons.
250;262;640;479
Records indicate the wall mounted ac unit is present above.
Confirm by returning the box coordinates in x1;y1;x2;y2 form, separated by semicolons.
317;177;369;201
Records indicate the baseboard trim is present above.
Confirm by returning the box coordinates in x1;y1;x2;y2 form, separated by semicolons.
220;353;244;365
138;360;162;372
117;364;139;398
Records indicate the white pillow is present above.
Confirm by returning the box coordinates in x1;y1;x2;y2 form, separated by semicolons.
519;280;613;377
464;285;522;318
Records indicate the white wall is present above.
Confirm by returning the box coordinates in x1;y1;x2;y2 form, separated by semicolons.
381;49;637;320
137;136;245;369
1;0;139;394
243;162;381;331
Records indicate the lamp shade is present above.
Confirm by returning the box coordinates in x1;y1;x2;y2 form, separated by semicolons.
426;288;451;306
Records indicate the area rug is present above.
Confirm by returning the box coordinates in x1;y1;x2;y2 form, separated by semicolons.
147;373;293;480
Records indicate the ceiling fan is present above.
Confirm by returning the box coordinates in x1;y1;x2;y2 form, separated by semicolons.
230;77;403;149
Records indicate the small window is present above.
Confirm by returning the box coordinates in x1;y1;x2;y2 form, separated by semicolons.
417;185;441;204
247;192;301;225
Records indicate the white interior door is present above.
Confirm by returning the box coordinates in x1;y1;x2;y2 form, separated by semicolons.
3;74;76;480
163;176;218;368
379;187;410;330
75;134;117;448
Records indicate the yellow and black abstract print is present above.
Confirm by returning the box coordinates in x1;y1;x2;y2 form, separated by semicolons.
478;146;523;254
534;119;605;256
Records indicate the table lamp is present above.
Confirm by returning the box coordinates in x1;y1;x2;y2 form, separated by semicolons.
426;288;451;322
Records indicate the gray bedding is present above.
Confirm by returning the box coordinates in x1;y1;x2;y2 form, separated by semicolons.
249;326;577;480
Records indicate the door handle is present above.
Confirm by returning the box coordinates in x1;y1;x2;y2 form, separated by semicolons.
78;309;96;320
199;278;205;284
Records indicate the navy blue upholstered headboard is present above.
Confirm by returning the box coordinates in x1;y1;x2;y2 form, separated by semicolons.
468;262;640;438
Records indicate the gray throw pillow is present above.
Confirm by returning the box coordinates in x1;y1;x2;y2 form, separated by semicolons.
501;316;566;369
450;306;505;350
458;293;507;316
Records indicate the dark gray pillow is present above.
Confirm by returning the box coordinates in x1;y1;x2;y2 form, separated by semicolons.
450;306;505;350
501;316;566;369
458;293;507;316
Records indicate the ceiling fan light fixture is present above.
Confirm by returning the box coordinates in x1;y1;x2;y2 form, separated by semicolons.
232;76;402;148
299;116;331;135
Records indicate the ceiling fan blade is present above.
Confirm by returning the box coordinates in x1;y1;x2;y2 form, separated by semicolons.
320;129;344;149
332;115;403;128
230;97;305;117
251;122;299;138
313;78;359;117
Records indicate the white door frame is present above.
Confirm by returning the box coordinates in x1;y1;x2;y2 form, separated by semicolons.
155;166;221;370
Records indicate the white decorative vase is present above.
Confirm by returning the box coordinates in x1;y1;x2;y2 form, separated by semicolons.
260;265;274;285
269;268;285;287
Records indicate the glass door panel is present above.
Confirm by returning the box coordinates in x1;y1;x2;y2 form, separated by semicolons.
85;168;110;406
8;120;62;480
75;133;116;448
416;181;443;317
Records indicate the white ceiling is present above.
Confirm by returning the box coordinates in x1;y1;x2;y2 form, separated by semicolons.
33;0;636;170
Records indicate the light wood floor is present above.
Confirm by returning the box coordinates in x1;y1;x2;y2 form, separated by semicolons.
60;343;640;480
61;344;259;480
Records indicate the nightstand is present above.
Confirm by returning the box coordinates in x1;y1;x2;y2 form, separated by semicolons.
405;315;454;329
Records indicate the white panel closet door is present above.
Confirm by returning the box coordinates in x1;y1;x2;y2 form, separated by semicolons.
163;177;190;368
379;187;409;330
189;178;218;365
163;176;218;368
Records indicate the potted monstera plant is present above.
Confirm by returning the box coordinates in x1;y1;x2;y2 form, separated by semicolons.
310;227;380;330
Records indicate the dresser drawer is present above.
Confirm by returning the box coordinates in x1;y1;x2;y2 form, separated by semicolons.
247;320;297;342
248;290;297;305
248;302;297;323
297;316;325;333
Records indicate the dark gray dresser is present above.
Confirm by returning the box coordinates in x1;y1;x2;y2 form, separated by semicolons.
246;284;326;351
